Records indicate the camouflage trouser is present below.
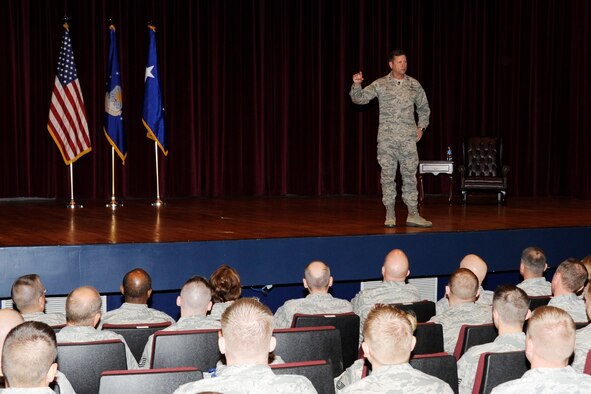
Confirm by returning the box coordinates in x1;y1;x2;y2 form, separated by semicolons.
377;137;419;213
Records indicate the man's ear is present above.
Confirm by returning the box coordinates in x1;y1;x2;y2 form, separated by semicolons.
176;296;181;307
207;301;213;312
328;276;334;288
410;336;417;352
119;284;124;295
93;312;101;328
405;270;410;279
525;309;532;320
269;336;277;353
303;278;309;289
46;362;58;385
445;285;451;297
218;334;226;355
361;341;370;359
147;288;153;298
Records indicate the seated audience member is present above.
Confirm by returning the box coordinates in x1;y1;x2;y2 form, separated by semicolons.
548;259;587;322
173;298;316;393
11;274;66;326
351;249;421;342
208;264;242;320
0;321;58;393
274;260;353;328
57;286;139;369
457;285;530;394
436;254;494;314
429;268;493;354
139;276;221;368
572;283;591;372
579;254;591;297
100;268;175;327
491;306;591;393
516;246;552;296
338;305;453;393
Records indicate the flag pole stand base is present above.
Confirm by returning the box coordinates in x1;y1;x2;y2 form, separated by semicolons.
67;199;83;209
106;198;121;209
151;199;166;207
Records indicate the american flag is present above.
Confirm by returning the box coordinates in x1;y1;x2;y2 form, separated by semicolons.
47;24;91;164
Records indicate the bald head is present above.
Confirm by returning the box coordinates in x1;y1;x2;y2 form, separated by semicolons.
460;254;488;285
179;276;213;317
382;249;410;282
304;261;332;293
122;268;152;304
0;309;25;375
66;286;102;327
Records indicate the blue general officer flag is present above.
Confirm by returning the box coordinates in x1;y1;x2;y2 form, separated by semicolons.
104;24;126;163
142;24;167;155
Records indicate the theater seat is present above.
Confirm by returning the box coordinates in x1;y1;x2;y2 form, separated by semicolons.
150;329;220;371
391;300;436;322
527;296;551;311
102;322;172;363
471;351;529;394
454;324;497;360
410;352;459;394
412;323;444;356
584;350;591;375
98;367;202;394
272;360;335;394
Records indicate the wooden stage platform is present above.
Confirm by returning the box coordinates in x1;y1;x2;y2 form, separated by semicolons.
1;195;590;247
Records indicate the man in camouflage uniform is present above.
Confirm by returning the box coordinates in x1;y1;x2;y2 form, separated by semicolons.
492;306;591;393
139;276;221;368
11;274;66;327
457;285;530;394
429;268;492;354
548;259;587;322
56;286;139;369
572;284;591;372
340;304;453;393
516;246;552;296
350;49;431;228
351;249;421;343
173;298;316;394
274;261;353;328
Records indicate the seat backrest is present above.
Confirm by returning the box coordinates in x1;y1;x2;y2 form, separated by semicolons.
58;340;127;394
584;350;591;375
528;296;551;311
391;300;436;323
412;323;444;356
98;367;202;394
102;322;172;363
454;324;497;360
292;312;360;369
273;326;344;377
472;351;529;394
463;137;502;177
410;352;459;394
271;360;335;394
151;329;220;371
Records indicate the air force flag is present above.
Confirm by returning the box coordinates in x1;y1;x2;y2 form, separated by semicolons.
104;24;126;163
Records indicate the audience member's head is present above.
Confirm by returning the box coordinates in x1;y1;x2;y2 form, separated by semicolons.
551;258;587;296
303;261;333;293
65;286;102;327
520;246;548;279
177;276;213;317
121;268;153;304
580;255;591;286
210;265;242;303
11;274;46;314
1;321;58;388
446;268;479;305
459;254;488;286
492;285;530;331
0;309;25;378
525;305;575;368
381;249;410;282
218;298;275;365
361;304;418;368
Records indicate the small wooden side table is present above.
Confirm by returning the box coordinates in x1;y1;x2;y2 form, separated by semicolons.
418;160;453;205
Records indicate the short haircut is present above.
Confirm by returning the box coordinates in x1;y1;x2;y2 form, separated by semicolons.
221;298;273;357
304;261;331;289
526;305;575;363
1;321;57;388
580;255;591;281
122;268;152;299
389;49;406;61
556;259;588;292
180;276;213;310
210;265;242;303
493;285;530;326
65;286;102;325
11;274;43;310
521;246;547;276
448;268;479;300
363;304;417;364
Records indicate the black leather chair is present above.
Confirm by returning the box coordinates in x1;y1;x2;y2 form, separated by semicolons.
273;326;344;377
292;312;360;369
454;324;498;360
102;321;172;363
391;300;436;322
459;137;510;204
98;367;202;394
528;296;551;311
472;351;529;394
412;323;445;356
57;340;127;394
272;360;335;394
150;328;220;371
410;352;459;394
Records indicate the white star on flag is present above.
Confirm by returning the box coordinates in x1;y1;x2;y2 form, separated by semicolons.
145;65;155;82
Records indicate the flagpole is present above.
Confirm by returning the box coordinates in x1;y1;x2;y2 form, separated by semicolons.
67;163;82;209
106;147;120;209
151;141;165;206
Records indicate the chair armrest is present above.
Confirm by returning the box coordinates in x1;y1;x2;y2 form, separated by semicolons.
501;165;510;176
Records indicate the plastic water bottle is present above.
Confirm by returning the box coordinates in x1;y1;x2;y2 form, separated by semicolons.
446;147;453;161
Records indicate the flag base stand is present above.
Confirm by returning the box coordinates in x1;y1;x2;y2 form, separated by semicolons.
106;198;121;209
67;199;83;209
151;198;166;207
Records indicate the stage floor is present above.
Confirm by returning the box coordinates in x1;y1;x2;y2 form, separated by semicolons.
1;195;590;246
